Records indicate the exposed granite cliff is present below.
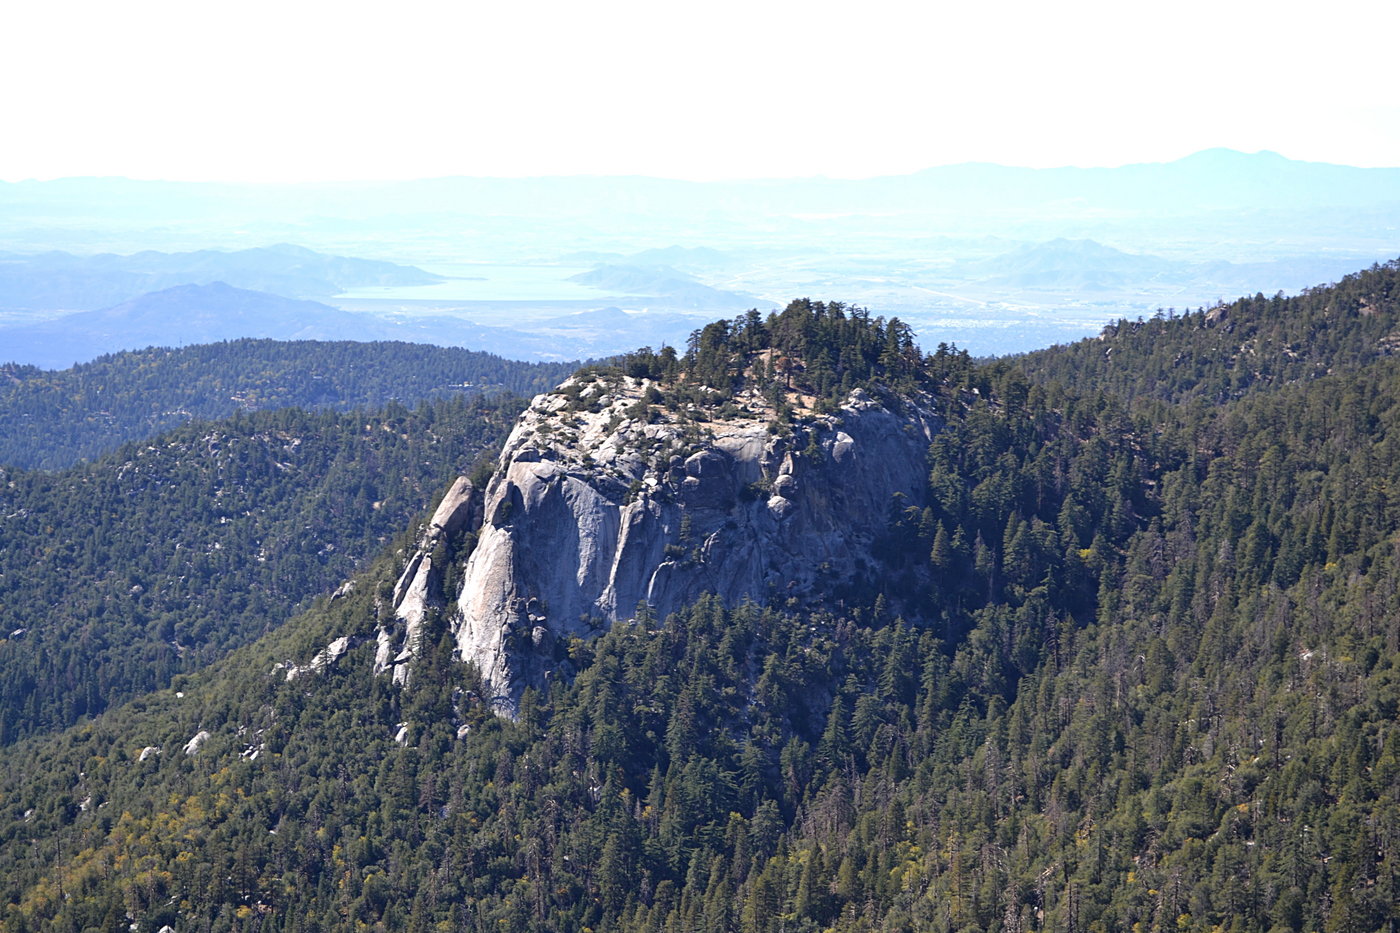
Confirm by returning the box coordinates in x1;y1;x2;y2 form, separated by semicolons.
417;370;941;713
376;475;482;684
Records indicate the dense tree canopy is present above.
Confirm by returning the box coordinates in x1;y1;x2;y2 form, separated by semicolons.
1;264;1400;931
0;339;574;469
612;299;961;408
0;395;519;744
1019;258;1400;406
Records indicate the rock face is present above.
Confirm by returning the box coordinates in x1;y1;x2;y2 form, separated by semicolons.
377;476;483;684
435;373;941;714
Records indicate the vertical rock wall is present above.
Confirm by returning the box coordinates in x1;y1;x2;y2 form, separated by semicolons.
440;377;940;713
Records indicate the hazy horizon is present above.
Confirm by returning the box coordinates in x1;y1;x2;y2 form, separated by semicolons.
8;146;1397;186
3;149;1397;364
4;0;1399;364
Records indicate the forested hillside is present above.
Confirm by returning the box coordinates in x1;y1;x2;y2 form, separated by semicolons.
0;339;574;469
1019;258;1400;405
0;395;519;744
0;243;443;309
1;267;1399;932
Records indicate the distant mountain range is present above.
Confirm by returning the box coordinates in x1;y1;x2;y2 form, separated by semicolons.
0;243;441;311
955;238;1181;290
7;149;1397;223
0;282;714;368
0;283;406;368
2;150;1397;357
953;237;1395;302
568;263;765;309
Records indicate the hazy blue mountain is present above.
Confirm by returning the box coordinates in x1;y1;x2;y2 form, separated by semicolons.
946;238;1398;306
0;283;371;368
879;147;1400;214
9;151;1396;239
568;263;765;309
1188;254;1397;296
4;151;1397;357
0;243;441;311
955;238;1182;289
0;281;720;368
527;305;712;355
5;149;1394;225
0;282;491;368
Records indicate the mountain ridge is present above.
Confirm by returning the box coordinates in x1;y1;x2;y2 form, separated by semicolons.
0;242;442;311
7;149;1399;217
0;336;574;468
0;395;521;744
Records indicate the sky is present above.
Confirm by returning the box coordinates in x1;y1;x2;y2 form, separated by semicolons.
4;0;1399;183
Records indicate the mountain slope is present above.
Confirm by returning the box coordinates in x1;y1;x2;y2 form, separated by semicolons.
6;150;1400;223
1017;257;1400;405
0;338;574;469
1;270;1400;931
0;280;637;371
0;395;519;744
0;301;1131;929
956;238;1182;290
0;282;439;369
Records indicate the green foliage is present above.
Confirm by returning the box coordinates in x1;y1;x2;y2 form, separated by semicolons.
0;394;519;744
4;263;1400;931
0;338;574;469
6;518;1395;933
1018;259;1400;407
618;299;974;410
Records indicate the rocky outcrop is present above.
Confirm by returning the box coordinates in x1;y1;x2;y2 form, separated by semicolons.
376;476;482;684
436;373;941;714
279;634;356;682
